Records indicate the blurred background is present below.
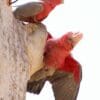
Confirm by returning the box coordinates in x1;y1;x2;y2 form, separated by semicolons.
13;0;100;100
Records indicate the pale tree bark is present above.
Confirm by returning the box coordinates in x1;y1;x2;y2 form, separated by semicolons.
0;0;47;100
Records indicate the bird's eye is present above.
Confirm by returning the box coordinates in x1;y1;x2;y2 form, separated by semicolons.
67;38;73;43
68;38;73;41
66;38;74;48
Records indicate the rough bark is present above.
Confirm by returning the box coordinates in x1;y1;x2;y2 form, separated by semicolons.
0;0;47;100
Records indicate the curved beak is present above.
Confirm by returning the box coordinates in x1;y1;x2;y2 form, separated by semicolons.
66;32;83;47
71;32;83;46
62;0;64;4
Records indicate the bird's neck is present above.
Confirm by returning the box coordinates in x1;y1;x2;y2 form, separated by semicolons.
59;55;82;83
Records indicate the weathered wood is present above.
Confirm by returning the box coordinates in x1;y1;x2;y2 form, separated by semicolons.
0;1;28;100
26;23;47;77
0;1;47;100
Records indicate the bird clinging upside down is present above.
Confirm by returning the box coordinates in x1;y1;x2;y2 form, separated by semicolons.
13;0;63;22
27;32;83;100
13;0;83;99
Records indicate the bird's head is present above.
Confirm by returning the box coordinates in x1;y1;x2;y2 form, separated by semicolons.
58;32;83;51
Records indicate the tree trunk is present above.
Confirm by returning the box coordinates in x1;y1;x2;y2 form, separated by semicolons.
0;0;47;100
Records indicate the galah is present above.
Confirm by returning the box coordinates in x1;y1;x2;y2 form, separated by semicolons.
27;32;82;100
14;0;63;22
44;32;82;70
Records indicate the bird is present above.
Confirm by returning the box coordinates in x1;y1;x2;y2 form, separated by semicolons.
27;32;83;100
13;1;83;99
43;32;82;70
13;0;63;23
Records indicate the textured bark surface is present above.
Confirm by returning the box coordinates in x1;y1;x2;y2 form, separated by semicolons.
0;0;47;100
26;23;47;77
0;1;29;100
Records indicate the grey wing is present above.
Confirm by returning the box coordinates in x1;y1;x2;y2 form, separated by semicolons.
49;71;80;100
27;68;47;94
13;2;43;22
27;78;46;94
